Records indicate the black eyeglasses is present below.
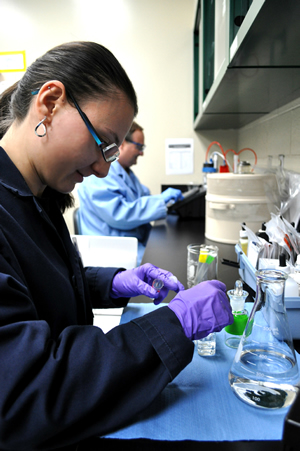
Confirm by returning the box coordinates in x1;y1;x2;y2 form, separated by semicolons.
67;92;120;163
32;89;120;163
126;139;146;151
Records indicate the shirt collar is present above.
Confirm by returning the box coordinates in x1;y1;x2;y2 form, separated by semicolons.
0;146;34;197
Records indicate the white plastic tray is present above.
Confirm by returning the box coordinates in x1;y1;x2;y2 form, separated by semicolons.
235;244;300;340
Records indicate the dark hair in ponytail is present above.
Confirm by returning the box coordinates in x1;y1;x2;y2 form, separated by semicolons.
0;82;19;139
0;42;137;137
0;41;138;211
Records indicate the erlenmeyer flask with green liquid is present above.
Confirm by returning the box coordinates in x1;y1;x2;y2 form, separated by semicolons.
229;269;300;410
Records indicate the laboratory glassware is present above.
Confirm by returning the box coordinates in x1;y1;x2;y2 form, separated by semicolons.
193;244;218;286
225;280;249;349
189;244;218;356
197;333;216;356
187;244;201;289
150;278;164;301
229;269;299;410
152;279;164;292
237;161;251;174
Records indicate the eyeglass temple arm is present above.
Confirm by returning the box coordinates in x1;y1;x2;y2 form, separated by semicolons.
67;92;103;146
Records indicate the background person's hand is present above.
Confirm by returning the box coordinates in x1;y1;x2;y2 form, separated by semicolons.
160;188;184;204
168;280;233;340
111;263;185;303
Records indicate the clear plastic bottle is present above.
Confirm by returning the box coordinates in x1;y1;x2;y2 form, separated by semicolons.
277;253;299;297
256;222;269;242
196;333;216;356
294;254;300;273
202;159;216;187
225;280;249;349
229;269;299;410
239;223;248;255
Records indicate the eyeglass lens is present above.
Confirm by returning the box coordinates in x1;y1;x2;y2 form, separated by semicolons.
101;143;120;162
68;91;119;163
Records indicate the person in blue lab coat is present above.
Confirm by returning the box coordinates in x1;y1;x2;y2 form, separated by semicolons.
78;120;184;265
0;41;233;450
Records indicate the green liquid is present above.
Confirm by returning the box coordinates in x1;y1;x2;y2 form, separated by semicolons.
225;313;248;336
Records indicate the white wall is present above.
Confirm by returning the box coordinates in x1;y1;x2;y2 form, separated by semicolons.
1;0;299;231
236;97;300;172
0;0;212;198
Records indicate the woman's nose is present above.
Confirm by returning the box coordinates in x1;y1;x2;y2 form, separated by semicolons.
91;152;109;176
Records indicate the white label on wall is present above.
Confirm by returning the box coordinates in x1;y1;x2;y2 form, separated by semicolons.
165;138;194;175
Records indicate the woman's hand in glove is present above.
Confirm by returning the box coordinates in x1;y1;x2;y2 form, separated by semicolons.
111;263;184;304
168;280;233;340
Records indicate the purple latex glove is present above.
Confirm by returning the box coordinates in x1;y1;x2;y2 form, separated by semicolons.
111;263;185;303
168;280;233;340
160;188;184;204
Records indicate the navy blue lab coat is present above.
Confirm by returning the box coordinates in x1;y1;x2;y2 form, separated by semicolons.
0;147;193;450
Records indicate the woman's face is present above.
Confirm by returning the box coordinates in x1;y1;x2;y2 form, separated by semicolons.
36;93;134;194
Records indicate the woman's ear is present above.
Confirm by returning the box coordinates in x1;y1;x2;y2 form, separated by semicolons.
34;81;67;122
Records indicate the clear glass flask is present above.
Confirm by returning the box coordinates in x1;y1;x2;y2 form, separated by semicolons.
229;269;300;410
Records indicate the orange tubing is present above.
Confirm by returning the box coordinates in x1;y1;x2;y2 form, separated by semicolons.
205;141;226;162
205;143;257;172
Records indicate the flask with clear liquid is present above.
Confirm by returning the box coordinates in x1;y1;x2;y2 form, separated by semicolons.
229;269;300;410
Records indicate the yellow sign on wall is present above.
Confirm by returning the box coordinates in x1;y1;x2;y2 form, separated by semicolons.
0;51;26;72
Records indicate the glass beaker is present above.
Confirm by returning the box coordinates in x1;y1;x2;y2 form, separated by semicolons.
196;332;216;356
229;269;300;410
187;244;218;288
187;244;201;288
187;244;219;356
195;244;218;286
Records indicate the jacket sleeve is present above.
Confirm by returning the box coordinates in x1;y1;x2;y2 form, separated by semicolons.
0;253;193;450
84;265;129;309
78;174;167;231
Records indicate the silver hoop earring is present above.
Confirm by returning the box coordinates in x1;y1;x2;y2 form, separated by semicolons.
34;116;47;138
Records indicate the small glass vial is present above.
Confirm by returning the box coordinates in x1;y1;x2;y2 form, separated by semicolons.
196;332;216;356
237;160;251;174
225;280;248;349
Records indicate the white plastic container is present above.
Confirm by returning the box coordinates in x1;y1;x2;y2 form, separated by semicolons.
277;254;299;298
71;235;138;269
205;173;279;244
235;244;300;339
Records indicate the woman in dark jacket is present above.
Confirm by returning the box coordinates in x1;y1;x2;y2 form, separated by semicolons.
0;41;232;450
